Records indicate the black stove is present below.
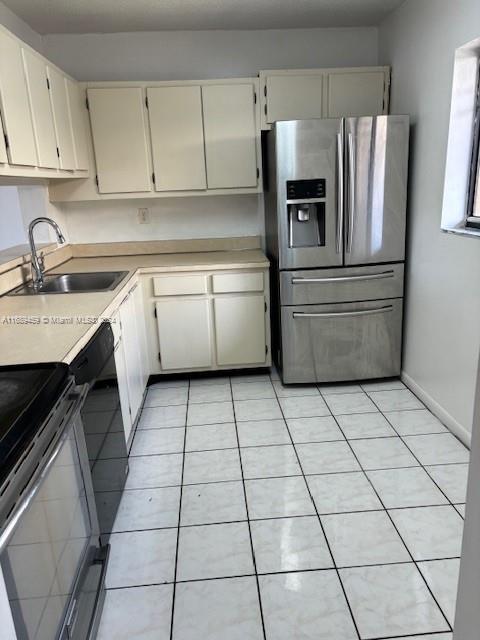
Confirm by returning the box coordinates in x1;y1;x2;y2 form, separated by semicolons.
0;362;70;485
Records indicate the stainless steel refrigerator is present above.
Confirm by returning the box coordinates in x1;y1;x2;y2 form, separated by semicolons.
265;116;410;383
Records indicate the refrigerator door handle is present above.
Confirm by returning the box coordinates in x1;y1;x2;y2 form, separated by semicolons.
336;132;344;254
291;270;395;285
346;132;356;253
293;305;393;319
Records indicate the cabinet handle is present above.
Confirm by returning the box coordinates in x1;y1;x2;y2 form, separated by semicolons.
291;271;394;285
293;305;393;319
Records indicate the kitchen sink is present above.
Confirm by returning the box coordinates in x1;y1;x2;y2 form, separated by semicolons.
9;271;129;295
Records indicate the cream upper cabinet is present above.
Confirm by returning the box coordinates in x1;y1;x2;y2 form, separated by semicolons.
202;83;258;189
0;117;7;163
214;295;267;366
0;30;37;166
265;74;324;124
326;70;387;118
47;67;76;170
66;79;89;170
260;67;390;129
147;85;206;191
22;49;58;169
156;298;212;370
88;87;152;194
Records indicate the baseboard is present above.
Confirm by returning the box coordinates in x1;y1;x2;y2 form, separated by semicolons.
401;372;471;448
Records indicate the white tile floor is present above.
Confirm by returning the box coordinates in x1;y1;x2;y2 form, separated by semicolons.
96;371;468;640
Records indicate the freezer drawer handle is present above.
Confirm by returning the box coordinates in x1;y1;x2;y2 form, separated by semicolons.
293;305;393;319
291;270;395;285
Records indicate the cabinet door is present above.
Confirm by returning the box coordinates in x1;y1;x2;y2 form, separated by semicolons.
114;336;133;445
214;295;266;366
265;74;323;124
119;290;145;424
202;84;257;189
0;30;37;166
326;71;386;117
66;78;89;170
47;67;76;170
22;49;58;169
147;86;206;191
88;87;151;194
131;282;149;389
156;298;212;370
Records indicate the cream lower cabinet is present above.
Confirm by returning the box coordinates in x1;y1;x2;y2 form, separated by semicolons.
214;295;266;366
156;298;213;370
145;268;271;374
114;281;148;443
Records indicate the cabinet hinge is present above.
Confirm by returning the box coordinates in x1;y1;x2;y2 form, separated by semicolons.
264;85;267;97
254;92;257;104
46;77;50;90
256;168;260;180
264;300;267;313
158;351;161;363
154;307;157;319
128;405;132;416
4;133;9;149
145;96;149;109
85;97;89;110
264;104;267;116
95;175;99;187
152;172;156;185
56;147;60;158
265;344;269;356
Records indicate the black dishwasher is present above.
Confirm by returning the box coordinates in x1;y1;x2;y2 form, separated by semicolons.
70;323;129;544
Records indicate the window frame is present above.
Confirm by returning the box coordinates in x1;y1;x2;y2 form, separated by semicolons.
466;61;480;229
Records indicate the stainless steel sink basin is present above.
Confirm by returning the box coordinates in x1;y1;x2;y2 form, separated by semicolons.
10;271;129;295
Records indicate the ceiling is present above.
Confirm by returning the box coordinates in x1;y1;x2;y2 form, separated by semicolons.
4;0;406;34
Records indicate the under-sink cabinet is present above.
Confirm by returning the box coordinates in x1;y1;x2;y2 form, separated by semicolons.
143;268;271;374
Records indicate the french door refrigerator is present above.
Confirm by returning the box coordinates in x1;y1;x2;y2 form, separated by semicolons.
265;115;410;383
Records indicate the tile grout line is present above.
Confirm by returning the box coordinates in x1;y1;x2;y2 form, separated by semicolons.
269;374;363;640
168;379;190;640
229;375;268;640
329;405;454;634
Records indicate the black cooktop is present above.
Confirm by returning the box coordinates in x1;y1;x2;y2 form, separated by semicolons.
0;363;70;486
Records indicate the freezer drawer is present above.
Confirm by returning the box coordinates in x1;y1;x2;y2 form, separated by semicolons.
281;298;403;383
280;264;404;306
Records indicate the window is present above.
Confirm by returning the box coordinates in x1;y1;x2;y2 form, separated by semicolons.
466;65;480;228
442;39;480;236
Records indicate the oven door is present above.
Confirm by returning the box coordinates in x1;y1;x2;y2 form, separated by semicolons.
0;388;105;640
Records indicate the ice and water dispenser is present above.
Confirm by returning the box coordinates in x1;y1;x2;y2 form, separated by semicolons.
286;179;326;248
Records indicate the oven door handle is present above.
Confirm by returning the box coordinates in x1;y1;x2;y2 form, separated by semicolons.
0;384;89;554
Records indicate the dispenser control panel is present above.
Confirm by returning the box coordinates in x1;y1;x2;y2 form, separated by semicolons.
286;179;326;200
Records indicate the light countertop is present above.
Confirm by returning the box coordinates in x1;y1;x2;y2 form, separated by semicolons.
0;249;269;366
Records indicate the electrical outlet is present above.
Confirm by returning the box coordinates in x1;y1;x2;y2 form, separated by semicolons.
138;207;149;224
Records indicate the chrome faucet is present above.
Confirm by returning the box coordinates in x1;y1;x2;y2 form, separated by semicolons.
28;217;66;289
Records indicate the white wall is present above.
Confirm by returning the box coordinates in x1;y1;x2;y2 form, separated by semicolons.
63;195;261;244
42;26;378;244
43;27;378;81
379;0;480;439
0;187;25;250
0;0;43;51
